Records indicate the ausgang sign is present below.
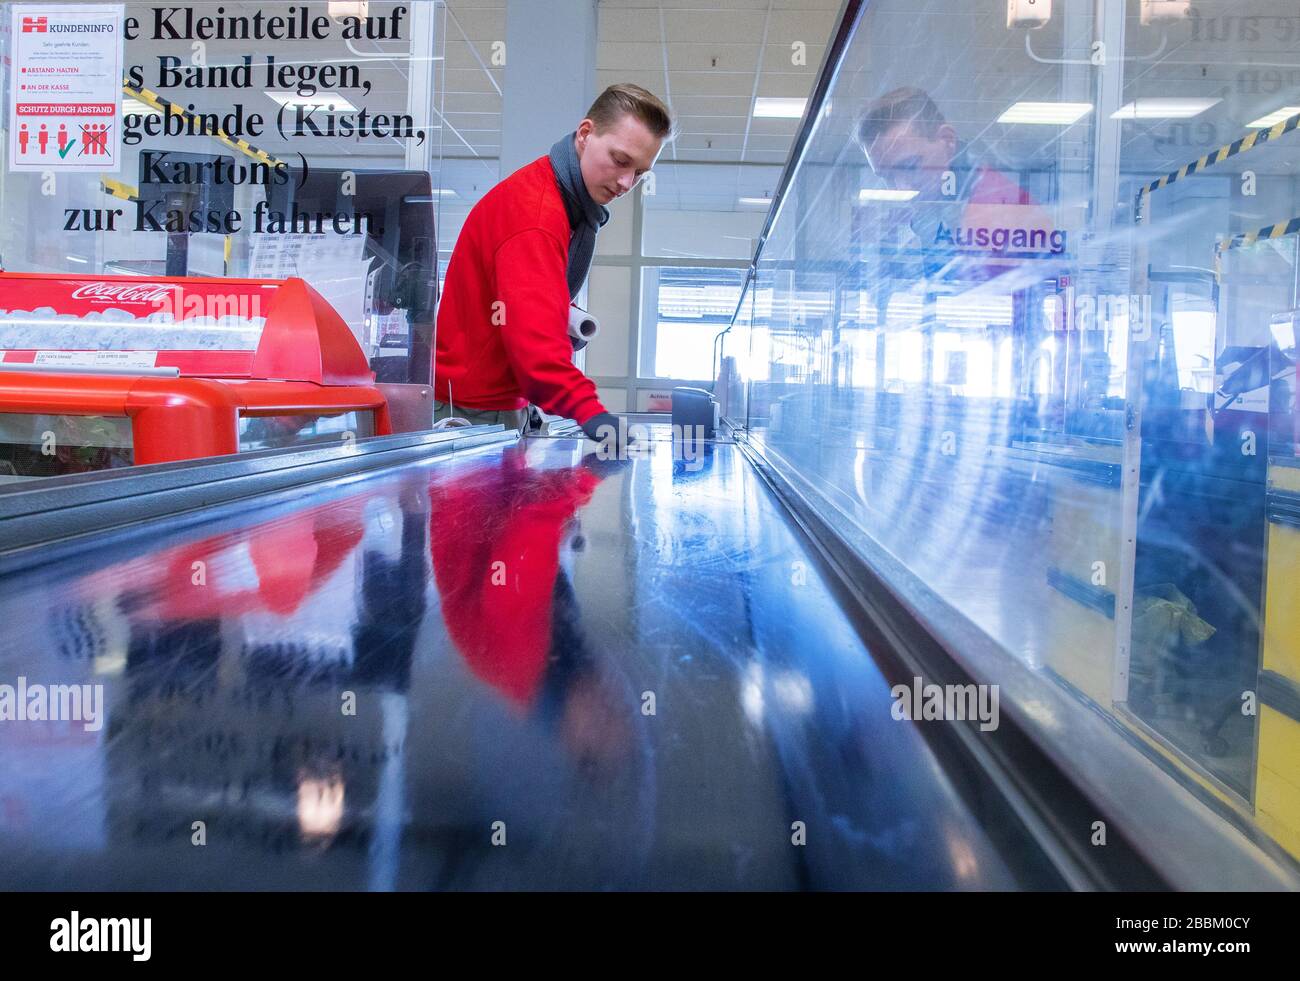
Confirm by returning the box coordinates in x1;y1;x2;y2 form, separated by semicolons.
7;3;124;173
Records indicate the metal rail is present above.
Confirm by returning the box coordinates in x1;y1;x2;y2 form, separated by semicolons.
0;425;515;570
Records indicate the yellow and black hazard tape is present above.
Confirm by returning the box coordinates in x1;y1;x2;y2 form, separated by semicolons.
1213;214;1300;281
1143;112;1300;196
1217;215;1300;254
99;176;140;202
122;80;286;170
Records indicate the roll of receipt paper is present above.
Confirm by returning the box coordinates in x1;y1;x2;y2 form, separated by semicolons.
568;306;600;342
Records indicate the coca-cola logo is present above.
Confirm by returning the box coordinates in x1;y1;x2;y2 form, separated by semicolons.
69;282;176;304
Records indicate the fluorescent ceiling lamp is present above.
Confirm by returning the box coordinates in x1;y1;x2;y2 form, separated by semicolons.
998;101;1093;125
403;190;459;203
738;197;772;206
1111;98;1221;119
859;188;919;202
329;1;368;18
1007;0;1052;29
266;92;359;113
1140;0;1189;25
753;97;806;119
122;98;163;117
1247;106;1300;128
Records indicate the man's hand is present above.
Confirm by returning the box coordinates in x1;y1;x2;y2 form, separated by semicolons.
581;412;641;460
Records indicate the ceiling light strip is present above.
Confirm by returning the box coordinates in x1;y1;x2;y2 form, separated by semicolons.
1247;107;1300;129
997;101;1092;125
1111;98;1221;119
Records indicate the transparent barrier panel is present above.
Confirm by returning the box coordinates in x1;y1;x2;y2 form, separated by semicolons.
725;0;1300;871
0;412;133;481
238;409;374;453
0;0;443;384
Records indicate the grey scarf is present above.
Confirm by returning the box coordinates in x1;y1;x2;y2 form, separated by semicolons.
549;131;609;300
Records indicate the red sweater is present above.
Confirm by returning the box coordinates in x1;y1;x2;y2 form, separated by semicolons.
433;156;606;425
429;454;603;706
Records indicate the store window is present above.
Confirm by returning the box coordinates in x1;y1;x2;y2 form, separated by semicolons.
638;266;745;380
640;162;776;262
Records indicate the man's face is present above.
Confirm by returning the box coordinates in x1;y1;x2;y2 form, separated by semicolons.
864;120;956;197
576;114;663;205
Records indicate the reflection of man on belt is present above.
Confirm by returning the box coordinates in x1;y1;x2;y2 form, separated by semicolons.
433;84;673;443
856;87;1045;283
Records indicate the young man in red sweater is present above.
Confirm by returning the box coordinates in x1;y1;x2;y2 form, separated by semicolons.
433;84;673;448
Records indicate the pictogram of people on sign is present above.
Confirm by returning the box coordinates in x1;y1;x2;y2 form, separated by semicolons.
79;123;109;156
14;120;110;158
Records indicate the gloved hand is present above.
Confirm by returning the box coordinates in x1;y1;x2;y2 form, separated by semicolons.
580;412;639;459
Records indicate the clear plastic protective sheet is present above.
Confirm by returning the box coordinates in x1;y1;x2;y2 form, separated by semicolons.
724;0;1300;873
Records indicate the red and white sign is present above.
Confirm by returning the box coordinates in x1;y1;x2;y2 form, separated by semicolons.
0;277;278;376
7;4;123;173
31;350;159;368
0;276;276;323
68;281;176;305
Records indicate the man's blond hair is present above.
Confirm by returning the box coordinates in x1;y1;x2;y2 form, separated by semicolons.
856;87;947;152
586;84;675;140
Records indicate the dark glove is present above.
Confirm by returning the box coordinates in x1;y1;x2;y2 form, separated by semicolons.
581;411;620;442
581;412;638;459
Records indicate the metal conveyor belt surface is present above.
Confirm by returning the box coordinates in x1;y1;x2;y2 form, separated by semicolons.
0;433;1062;889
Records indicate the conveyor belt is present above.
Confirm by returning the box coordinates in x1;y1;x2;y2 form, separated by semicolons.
0;431;1069;889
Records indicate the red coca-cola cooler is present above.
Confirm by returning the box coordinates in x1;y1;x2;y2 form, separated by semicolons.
0;272;392;481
